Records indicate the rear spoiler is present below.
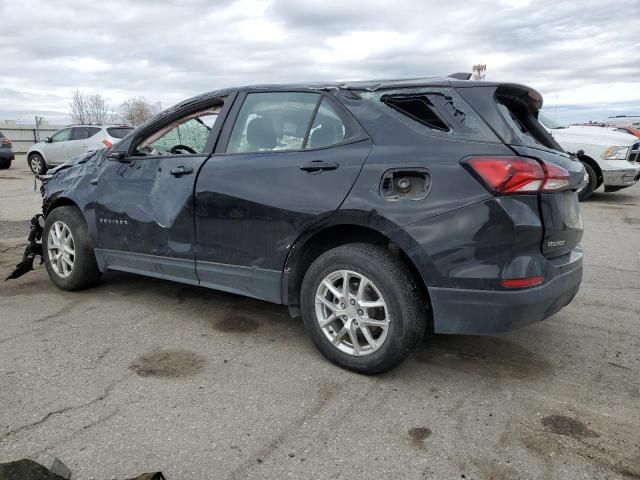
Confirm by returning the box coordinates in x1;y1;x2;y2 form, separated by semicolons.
449;72;472;80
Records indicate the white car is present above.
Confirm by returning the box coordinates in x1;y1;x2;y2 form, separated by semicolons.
26;124;133;174
539;114;640;201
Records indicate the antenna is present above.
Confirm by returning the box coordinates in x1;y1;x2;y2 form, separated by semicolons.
472;64;487;80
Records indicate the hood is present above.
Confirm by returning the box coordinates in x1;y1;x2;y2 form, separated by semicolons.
549;125;638;146
40;150;101;178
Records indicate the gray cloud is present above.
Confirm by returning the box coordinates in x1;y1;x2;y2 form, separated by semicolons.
0;0;638;124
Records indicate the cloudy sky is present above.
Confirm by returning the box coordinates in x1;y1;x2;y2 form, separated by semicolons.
0;0;638;125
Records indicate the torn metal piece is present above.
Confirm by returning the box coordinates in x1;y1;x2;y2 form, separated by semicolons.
126;473;166;480
5;214;44;281
0;459;66;480
49;458;71;479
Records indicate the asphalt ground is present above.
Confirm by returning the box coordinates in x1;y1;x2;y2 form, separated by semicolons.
1;158;639;479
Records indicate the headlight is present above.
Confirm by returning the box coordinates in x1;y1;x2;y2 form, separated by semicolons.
601;146;629;160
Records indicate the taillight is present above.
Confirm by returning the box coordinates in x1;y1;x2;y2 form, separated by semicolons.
1;138;11;145
102;139;113;148
541;161;571;192
463;156;571;194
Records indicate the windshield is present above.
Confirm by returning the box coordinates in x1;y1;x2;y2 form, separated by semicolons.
539;113;566;129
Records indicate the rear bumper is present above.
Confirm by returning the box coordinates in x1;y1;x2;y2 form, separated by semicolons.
429;247;583;334
602;164;640;188
0;149;14;160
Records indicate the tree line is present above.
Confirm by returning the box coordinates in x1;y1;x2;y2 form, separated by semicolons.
69;90;162;126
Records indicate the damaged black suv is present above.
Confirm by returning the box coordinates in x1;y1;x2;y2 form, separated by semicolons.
27;75;585;373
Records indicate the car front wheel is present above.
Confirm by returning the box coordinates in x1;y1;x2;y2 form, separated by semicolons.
43;206;101;290
301;243;427;374
28;153;47;175
578;162;597;201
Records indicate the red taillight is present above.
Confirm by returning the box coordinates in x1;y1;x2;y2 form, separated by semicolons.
102;139;113;148
463;156;571;194
1;138;11;145
541;161;571;192
500;276;544;288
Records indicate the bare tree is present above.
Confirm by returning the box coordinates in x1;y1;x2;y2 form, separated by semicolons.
69;90;114;124
120;97;162;126
69;89;89;124
87;93;113;125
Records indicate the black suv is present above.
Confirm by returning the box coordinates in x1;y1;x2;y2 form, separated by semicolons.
0;131;14;169
34;76;585;373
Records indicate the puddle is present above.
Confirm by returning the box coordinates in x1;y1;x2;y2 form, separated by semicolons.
129;349;206;377
408;427;431;446
541;415;599;439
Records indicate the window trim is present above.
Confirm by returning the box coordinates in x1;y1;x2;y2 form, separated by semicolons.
216;89;368;156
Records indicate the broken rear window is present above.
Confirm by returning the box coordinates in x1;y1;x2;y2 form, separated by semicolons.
359;87;495;142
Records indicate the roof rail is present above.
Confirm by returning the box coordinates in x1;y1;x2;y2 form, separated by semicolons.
449;72;472;80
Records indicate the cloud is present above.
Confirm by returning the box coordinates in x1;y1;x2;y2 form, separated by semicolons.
0;0;638;124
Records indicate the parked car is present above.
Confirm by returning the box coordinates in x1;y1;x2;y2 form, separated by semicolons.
538;114;640;201
32;77;585;373
0;130;15;169
26;124;133;174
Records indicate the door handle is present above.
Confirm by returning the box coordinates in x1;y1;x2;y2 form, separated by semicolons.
300;160;339;173
170;166;194;177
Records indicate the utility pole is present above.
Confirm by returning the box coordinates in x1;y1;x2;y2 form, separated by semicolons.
472;64;487;80
34;116;44;142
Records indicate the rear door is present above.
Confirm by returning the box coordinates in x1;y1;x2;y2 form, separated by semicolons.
194;90;372;302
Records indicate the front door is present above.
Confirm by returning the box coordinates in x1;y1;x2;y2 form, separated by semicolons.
94;97;229;284
45;127;72;164
194;91;372;302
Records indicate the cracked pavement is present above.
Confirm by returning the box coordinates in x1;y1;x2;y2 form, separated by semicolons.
1;161;639;479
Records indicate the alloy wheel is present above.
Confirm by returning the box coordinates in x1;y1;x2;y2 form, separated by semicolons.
30;155;42;174
47;221;75;278
315;270;390;357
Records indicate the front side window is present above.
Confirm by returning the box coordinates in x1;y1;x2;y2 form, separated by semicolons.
133;101;223;156
50;128;71;143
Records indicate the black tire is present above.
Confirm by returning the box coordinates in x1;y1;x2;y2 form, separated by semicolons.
300;243;427;374
28;153;46;175
43;206;101;290
578;162;597;201
0;159;10;169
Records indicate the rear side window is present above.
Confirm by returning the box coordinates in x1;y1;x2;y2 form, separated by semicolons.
359;87;495;142
87;127;101;137
107;127;133;139
381;95;449;131
70;127;91;140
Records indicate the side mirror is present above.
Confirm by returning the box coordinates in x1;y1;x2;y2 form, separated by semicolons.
45;137;51;143
107;151;128;162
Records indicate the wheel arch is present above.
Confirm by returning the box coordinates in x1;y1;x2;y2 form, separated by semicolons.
28;149;48;165
283;222;432;327
45;196;80;216
578;154;603;188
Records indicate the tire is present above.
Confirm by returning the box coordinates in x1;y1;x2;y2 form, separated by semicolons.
0;159;10;169
300;243;427;374
28;153;46;175
578;161;597;201
43;206;101;290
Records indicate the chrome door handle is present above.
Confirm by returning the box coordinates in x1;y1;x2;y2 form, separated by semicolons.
170;166;194;177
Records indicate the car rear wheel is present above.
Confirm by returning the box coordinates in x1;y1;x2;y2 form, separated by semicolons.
43;206;101;290
28;153;46;175
0;159;10;169
300;243;427;374
578;162;597;201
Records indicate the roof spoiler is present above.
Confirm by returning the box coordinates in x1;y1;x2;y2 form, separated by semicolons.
449;72;472;80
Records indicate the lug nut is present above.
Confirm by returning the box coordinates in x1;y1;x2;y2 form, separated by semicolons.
357;309;364;315
350;299;356;305
340;303;346;309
